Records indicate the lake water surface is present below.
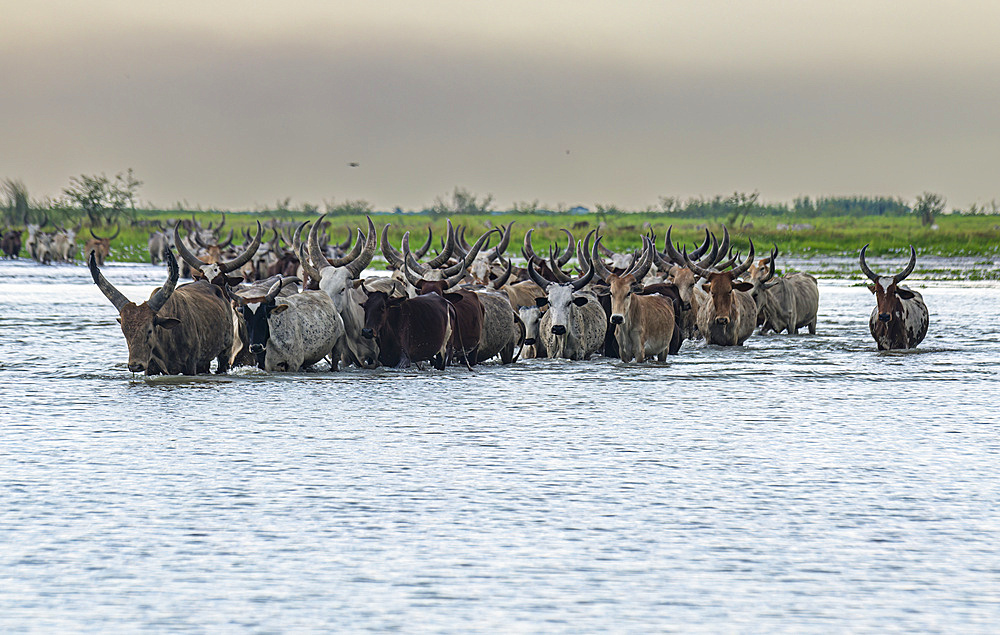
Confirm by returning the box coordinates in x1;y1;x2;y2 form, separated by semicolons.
2;259;999;632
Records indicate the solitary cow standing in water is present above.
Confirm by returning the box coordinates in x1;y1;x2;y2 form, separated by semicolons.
859;244;928;350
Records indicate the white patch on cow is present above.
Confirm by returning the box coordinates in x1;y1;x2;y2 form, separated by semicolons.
878;277;894;292
247;302;261;314
201;263;222;281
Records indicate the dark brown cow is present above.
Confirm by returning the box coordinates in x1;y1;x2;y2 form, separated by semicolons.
1;228;22;258
360;290;455;369
683;241;757;346
89;248;234;375
84;225;119;266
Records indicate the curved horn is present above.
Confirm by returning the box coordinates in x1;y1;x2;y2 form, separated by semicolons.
214;212;225;233
446;228;495;276
729;240;755;279
452;226;469;260
380;224;405;269
488;221;514;261
291;220;308;253
682;246;714;280
893;245;917;284
216;228;234;249
597;238;617;259
327;228;364;267
576;230;595;271
401;256;425;287
402;232;432;275
591;237;614;282
571;253;595;291
335;225;353;251
859;244;879;282
488;257;513;289
148;248;179;313
298;242;323;283
762;245;778;283
309;215;333;273
219;221;261;273
88;250;130;312
443;265;468;290
527;260;551;291
547;247;572;283
556;228;575;267
89;227;101;240
173;222;208;269
344;217;377;279
264;277;284;303
712;226;731;266
522;228;540;263
663;226;686;265
689;228;712;260
425;219;455;268
107;224;120;240
414;226;433;259
627;237;654;281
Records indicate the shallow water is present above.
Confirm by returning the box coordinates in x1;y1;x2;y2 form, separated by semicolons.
2;259;999;632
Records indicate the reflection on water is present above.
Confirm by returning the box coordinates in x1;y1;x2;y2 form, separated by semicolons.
2;260;999;631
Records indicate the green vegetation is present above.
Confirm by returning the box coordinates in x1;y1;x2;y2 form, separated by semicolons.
3;175;999;266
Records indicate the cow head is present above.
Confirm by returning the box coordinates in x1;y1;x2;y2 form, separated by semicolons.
517;305;543;346
305;215;377;313
400;226;494;295
360;289;405;342
175;221;260;286
90;247;180;374
746;245;779;309
860;244;917;323
684;240;755;326
226;277;290;369
87;225;119;265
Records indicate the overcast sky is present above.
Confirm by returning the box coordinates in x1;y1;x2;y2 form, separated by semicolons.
3;1;999;211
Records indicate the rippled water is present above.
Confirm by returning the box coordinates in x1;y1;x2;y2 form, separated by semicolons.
3;259;1000;632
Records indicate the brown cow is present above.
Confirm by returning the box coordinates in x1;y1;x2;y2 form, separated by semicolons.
84;225;120;266
360;290;455;369
89;248;234;375
683;241;757;346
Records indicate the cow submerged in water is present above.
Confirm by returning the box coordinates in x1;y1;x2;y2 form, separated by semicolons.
859;244;928;350
89;248;235;375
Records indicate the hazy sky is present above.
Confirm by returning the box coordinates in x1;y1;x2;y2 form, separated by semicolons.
3;1;999;211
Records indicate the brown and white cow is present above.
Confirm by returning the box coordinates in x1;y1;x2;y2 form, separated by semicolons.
859;244;928;350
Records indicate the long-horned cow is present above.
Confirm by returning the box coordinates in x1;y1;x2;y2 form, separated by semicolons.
859;244;928;350
747;246;820;334
528;254;605;360
593;237;678;362
683;241;758;346
89;248;235;375
85;225;120;266
360;289;455;370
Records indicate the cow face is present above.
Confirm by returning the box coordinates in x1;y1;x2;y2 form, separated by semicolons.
116;302;180;373
318;267;355;313
237;300;289;369
608;274;643;325
537;284;589;336
517;305;543;346
360;291;402;341
869;277;914;323
702;272;753;326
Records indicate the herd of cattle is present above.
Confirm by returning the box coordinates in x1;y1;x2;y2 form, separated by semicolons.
1;215;120;266
57;214;931;375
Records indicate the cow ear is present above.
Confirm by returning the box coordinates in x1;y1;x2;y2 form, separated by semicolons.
896;288;915;299
701;283;712;293
733;282;753;292
444;292;464;303
352;279;367;289
535;297;549;308
225;275;243;286
630;282;644;293
154;316;181;329
867;284;877;294
572;296;589;306
270;304;290;315
763;280;780;289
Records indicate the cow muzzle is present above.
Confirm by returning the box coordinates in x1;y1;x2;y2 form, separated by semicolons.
361;328;375;340
878;313;891;322
523;337;536;346
715;316;730;326
551;324;567;336
249;343;265;354
610;314;624;325
127;362;145;373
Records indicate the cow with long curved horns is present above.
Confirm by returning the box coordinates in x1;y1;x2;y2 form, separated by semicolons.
89;248;234;375
683;240;757;346
529;249;605;360
174;221;262;286
859;244;928;350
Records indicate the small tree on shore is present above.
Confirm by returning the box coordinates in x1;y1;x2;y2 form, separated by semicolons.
914;192;945;226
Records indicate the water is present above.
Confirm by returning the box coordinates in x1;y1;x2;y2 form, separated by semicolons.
2;259;999;632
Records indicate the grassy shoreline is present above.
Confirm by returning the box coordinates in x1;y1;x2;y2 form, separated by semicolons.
16;210;1000;269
